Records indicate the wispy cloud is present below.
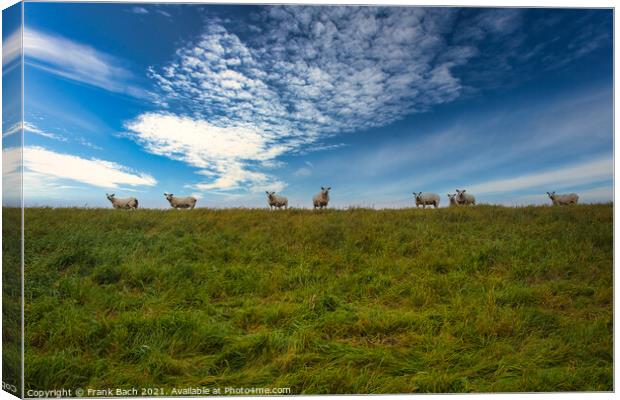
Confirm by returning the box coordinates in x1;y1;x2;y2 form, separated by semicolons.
3;122;22;138
3;146;157;192
3;27;21;73
129;5;172;18
463;156;612;195
156;9;172;18
4;121;105;152
24;29;149;98
23;122;68;142
131;6;149;14
294;161;314;177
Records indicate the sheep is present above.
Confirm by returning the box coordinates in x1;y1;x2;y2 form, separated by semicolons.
455;189;476;205
546;191;579;206
413;192;440;208
164;193;197;209
106;193;138;210
266;191;288;210
313;186;331;209
447;193;459;207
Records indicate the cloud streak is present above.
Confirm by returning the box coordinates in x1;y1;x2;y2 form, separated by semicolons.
24;29;149;98
464;156;612;195
4;146;157;193
3;27;21;73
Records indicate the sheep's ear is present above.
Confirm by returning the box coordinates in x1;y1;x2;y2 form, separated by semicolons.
111;193;115;197
266;191;269;194
327;187;331;190
462;190;466;193
321;186;325;190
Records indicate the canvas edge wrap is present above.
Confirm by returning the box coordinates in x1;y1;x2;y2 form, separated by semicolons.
2;1;24;398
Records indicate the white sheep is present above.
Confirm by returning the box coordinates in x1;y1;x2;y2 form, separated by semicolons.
266;191;288;210
106;193;138;210
413;192;440;208
164;193;197;209
313;186;331;209
447;193;459;207
456;189;476;205
546;191;579;206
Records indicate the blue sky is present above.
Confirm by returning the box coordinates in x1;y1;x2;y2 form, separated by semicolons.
2;5;613;208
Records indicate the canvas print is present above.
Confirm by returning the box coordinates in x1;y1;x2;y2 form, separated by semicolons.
2;2;613;396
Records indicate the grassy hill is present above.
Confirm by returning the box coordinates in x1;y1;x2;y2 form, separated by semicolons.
23;205;612;393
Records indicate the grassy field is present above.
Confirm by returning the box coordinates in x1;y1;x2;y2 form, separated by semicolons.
23;205;612;394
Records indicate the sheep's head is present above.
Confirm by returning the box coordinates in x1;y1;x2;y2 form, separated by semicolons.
456;189;466;200
266;191;276;199
106;193;115;201
164;193;174;201
413;192;422;201
546;191;556;200
447;193;456;201
320;186;331;195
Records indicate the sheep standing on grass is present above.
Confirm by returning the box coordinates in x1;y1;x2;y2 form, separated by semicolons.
313;187;331;209
447;193;459;207
456;189;476;206
266;191;288;210
164;193;197;209
413;192;440;208
547;191;579;206
106;193;139;210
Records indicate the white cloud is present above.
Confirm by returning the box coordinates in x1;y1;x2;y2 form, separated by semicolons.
3;28;21;72
3;122;21;138
3;146;157;194
465;157;612;195
131;6;148;14
23;122;67;142
156;10;172;18
4;121;66;141
294;160;314;177
294;167;311;177
576;186;613;203
24;29;148;98
125;112;286;192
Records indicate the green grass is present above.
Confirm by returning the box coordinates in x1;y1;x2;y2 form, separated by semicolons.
23;205;612;393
